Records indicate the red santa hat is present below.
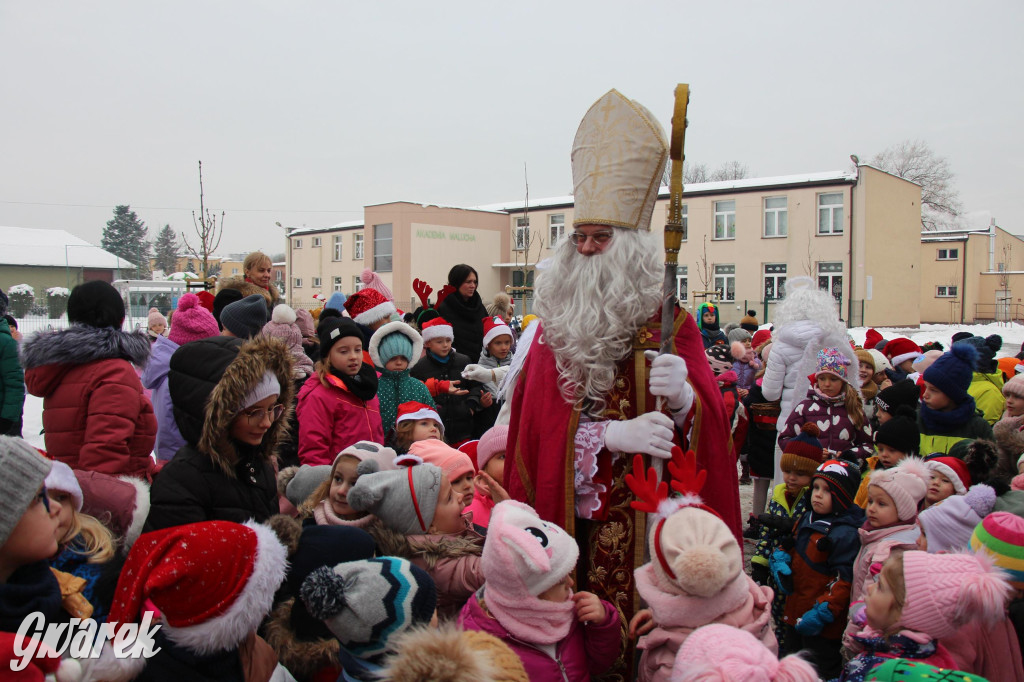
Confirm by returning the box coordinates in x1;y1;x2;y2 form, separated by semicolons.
195;289;216;313
344;288;397;326
926;456;972;495
884;337;922;367
750;328;771;350
396;401;444;439
93;520;287;680
864;328;884;350
482;315;513;349
420;317;454;343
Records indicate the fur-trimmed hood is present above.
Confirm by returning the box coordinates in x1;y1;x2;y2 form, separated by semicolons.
218;275;279;310
381;624;529;682
263;597;340;681
21;324;150;375
370;520;483;568
168;335;295;475
369;320;424;368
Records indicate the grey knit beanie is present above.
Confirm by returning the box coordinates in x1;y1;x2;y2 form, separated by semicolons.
285;464;331;507
221;294;269;339
347;463;442;534
0;437;52;547
727;327;751;344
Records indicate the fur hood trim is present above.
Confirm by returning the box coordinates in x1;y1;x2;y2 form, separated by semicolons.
382;624;525;682
20;324;151;370
200;335;295;475
369;522;483;568
218;275;279;309
369;320;424;368
263;598;340;680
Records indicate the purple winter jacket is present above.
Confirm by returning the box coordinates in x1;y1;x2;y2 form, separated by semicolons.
458;589;621;681
778;385;873;460
139;335;184;462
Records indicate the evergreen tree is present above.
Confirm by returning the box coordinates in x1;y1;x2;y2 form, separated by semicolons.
152;224;180;275
102;205;151;279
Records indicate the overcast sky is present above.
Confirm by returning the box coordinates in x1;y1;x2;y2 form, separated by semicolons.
1;1;1021;256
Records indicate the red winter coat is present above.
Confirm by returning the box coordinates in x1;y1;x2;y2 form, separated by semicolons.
22;326;157;480
295;372;384;465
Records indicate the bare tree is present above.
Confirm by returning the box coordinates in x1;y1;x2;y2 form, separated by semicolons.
682;162;711;184
870;139;962;231
182;160;225;278
695;235;713;292
803;234;815;277
511;164;544;312
709;161;749;181
679;161;749;185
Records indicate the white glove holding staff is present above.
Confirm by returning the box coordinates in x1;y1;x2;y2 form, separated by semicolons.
604;412;676;460
645;350;693;413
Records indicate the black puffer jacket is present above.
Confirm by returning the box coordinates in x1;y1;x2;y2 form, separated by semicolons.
144;335;294;531
410;350;482;444
437;292;488;363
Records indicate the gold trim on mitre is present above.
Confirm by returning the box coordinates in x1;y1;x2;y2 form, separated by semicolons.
571;89;669;232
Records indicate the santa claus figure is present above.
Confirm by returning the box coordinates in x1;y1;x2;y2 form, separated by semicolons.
500;89;741;681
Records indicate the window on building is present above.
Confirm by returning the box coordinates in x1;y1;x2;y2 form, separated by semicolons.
312;277;321;288
676;265;688;302
274;270;283;282
764;263;787;301
232;268;239;274
334;276;343;292
714;264;736;302
354;234;364;260
818;261;843;302
354;276;364;292
312;237;322;247
714;200;736;240
817;193;844;235
293;278;303;288
936;285;959;298
549;214;565;246
333;235;343;261
764;197;788;237
512;269;534;288
937;248;959;260
514;217;529;251
294;239;302;249
373;224;392;272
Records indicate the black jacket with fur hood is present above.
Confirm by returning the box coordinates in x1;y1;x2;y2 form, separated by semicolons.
218;275;280;314
144;335;294;531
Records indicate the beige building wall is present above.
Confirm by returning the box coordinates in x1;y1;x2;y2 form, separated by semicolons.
287;224;365;309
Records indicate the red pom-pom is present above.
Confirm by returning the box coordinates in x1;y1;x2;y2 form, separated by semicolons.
801;422;820;438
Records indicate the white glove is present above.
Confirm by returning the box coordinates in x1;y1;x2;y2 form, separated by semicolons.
604;412;676;460
645;350;693;412
461;364;495;383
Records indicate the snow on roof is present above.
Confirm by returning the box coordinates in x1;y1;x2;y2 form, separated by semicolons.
475;170;859;213
0;226;135;269
290;219;364;237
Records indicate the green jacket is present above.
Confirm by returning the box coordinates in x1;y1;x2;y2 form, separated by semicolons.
918;410;993;456
376;369;436;434
0;319;25;423
968;371;1006;425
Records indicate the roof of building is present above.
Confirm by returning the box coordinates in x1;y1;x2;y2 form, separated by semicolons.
0;226;135;269
289;219;364;237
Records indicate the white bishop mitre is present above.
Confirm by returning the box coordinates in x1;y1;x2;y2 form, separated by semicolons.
571;89;669;232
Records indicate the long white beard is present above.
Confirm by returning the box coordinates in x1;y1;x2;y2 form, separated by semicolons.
534;229;662;417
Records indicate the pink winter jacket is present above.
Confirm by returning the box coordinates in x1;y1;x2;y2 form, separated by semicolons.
634;564;776;682
458;589;621;681
465;489;496;528
405;519;485;620
843;522;920;646
295;373;384;466
942;617;1024;682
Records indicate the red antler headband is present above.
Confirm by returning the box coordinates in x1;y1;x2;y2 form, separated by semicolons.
412;278;433;310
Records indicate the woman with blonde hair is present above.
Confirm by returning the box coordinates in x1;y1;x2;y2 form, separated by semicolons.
217;251;280;312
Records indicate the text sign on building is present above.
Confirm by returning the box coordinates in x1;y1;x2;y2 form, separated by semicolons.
415;229;477;242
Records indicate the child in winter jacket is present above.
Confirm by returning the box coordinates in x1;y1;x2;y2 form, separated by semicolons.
962;334;1006;424
743;340;777;515
696;302;727;349
144;334;293;531
469;316;514;435
779;347;874;462
844;457;931;647
855;407;919;507
349;461;485;619
262;304;315;380
970;512;1024;680
466;424;508;528
669;624;819;682
775;457;864;679
369;321;435;434
919;343;994;454
856;349;880;421
295;440;399;529
390;401;445;453
729;328;761;395
459;500;620;681
750;423;820;653
22;280;158;479
297;317;385;466
839;551;1011;681
626;449;775;682
140;292;221;462
411;318;483;445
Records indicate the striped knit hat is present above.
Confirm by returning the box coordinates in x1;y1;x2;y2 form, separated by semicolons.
780;423;825;476
971;511;1024;590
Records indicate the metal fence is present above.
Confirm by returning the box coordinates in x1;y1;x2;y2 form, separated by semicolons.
975;303;1024;324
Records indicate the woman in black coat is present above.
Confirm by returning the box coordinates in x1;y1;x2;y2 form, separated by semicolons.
436;264;490;363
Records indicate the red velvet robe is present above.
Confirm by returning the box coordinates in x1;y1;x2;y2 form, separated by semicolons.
505;308;741;681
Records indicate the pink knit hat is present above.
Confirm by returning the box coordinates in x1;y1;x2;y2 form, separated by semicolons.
409;439;474;481
868;456;930;521
476;425;508;471
168;293;220;345
671;624;818;682
1004;373;1024;400
147;307;167;330
294;308;316;338
360;268;394;302
899;550;1012;638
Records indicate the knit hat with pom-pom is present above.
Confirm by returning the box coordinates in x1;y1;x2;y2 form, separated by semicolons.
923;342;979;406
961;334;1003;374
168;293;220;345
381;624;529;682
347;462;442;535
359;268;394;302
780;423;825;476
739;310;759;333
648;503;741;599
812;458;862;513
670;623;819;682
918;484;997;553
899;549;1012;639
301;557;436;660
971;511;1024;590
868;456;930;521
147;307;166;332
476;424;508;472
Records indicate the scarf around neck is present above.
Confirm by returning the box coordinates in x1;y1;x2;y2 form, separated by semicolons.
919;398;977;434
329;363;379;402
483;585;575;645
312;499;375;528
